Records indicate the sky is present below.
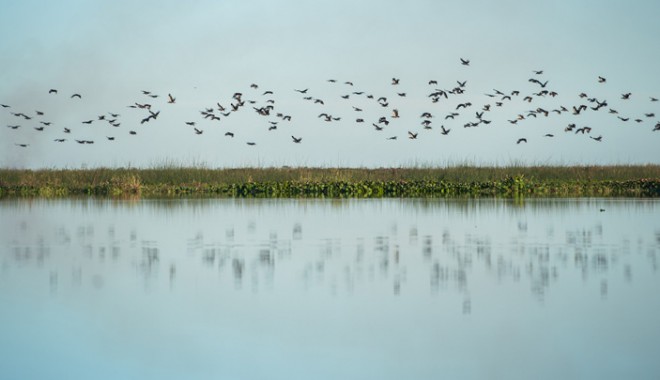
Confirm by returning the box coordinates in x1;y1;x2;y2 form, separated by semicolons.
1;0;659;169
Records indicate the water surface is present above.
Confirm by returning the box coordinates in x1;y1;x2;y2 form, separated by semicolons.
1;198;659;379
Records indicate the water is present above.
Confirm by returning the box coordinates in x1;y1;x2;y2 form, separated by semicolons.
1;198;659;380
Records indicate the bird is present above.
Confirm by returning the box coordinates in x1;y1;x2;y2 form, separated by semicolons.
54;139;66;142
15;143;29;147
387;136;397;140
291;136;302;143
64;128;71;133
71;93;82;99
516;138;527;144
40;121;51;126
246;142;256;146
129;131;137;135
392;109;400;118
82;120;93;124
408;131;418;139
194;128;203;135
34;126;44;131
6;125;20;129
372;123;383;131
621;93;631;100
392;78;400;85
460;58;470;66
294;88;308;94
225;132;234;137
106;136;115;141
167;93;176;103
651;97;658;102
185;122;196;126
598;76;606;83
397;92;406;97
440;125;451;135
457;80;467;87
0;104;10;108
48;89;58;94
533;70;544;75
590;135;603;142
544;134;554;137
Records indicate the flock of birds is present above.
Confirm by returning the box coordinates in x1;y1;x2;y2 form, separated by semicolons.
3;58;660;151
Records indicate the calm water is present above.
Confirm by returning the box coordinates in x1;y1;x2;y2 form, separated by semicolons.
1;198;659;380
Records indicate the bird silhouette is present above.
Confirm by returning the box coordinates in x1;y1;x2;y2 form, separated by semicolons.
291;136;302;143
590;135;602;141
460;58;470;66
194;128;203;135
246;142;256;146
517;138;527;144
54;139;66;142
167;93;176;103
440;125;451;135
48;89;58;94
225;132;234;137
71;93;82;99
408;131;418;139
598;76;606;83
15;143;29;147
294;88;308;94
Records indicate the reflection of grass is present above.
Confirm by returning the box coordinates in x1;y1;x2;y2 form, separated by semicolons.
0;165;659;198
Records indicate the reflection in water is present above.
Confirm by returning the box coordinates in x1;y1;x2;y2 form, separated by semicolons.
1;198;658;310
1;198;660;379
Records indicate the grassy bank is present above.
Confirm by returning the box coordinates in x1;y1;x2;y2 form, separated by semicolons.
1;165;659;198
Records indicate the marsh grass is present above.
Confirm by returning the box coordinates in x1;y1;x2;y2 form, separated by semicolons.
1;164;659;198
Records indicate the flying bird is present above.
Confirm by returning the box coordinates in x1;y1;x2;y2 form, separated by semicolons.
516;138;527;144
460;58;470;66
71;93;82;99
291;136;302;143
48;89;58;94
167;93;176;103
408;131;418;139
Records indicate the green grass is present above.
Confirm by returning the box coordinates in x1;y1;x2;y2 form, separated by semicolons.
1;165;659;198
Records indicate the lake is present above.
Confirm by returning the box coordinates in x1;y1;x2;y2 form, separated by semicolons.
1;198;659;379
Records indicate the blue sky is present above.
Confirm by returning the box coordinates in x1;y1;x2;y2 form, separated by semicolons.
1;0;659;168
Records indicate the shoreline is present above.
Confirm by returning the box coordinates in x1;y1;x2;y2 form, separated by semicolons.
1;165;659;198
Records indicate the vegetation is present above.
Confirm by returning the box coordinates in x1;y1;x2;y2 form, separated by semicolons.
0;165;659;198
